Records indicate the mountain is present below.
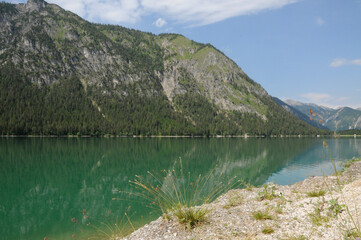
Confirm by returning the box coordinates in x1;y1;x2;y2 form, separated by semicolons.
285;100;361;131
0;0;318;136
273;98;328;130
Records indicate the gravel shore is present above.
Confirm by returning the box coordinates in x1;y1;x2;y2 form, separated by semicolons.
122;161;361;240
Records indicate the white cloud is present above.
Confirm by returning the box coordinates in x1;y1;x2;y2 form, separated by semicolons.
142;0;298;26
299;93;357;108
40;0;298;26
48;0;87;17
330;58;361;67
154;18;167;27
316;17;325;26
330;58;348;67
351;59;361;65
48;0;143;24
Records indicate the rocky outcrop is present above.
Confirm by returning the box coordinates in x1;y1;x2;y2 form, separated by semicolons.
159;36;268;117
25;0;47;12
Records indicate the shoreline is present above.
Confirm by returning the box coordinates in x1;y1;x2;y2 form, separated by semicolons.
122;160;361;240
1;135;359;138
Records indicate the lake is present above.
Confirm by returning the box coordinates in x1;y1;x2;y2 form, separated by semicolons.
0;137;360;239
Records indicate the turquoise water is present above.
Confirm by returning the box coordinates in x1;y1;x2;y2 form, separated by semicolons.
0;137;360;239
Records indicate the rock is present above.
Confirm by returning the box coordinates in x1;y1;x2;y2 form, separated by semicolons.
26;0;47;12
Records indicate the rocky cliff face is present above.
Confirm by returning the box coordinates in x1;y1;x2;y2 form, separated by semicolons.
0;0;317;136
158;35;268;117
1;0;135;87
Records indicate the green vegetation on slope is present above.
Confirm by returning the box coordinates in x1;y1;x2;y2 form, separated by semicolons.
338;129;361;135
0;63;319;136
0;1;321;136
0;64;105;135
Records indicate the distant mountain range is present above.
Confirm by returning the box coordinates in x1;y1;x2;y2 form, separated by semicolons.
273;98;328;130
276;99;361;131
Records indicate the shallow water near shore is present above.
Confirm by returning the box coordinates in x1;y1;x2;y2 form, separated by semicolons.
0;137;360;239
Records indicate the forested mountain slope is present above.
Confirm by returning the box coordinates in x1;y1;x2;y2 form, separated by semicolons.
0;0;318;136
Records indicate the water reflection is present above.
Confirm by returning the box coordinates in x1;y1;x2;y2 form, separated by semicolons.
267;138;361;185
0;138;360;239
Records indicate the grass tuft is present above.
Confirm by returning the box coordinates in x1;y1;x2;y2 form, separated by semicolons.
173;205;210;229
306;189;326;197
129;158;241;228
253;209;274;221
262;227;275;234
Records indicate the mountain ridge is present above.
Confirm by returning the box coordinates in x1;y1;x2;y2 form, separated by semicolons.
0;0;318;136
284;100;361;131
273;98;328;130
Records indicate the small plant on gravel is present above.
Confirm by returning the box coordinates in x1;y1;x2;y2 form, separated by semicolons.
223;192;243;209
261;227;274;234
306;189;326;197
328;198;345;217
309;201;330;226
344;228;361;239
231;230;241;237
341;157;361;173
129;158;241;229
275;204;283;214
258;182;278;200
253;209;274;220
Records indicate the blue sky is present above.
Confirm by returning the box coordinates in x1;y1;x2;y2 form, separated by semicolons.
6;0;361;108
